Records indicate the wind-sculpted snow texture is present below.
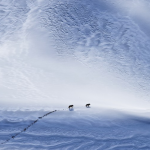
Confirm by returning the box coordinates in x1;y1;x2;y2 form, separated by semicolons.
1;110;57;145
40;0;150;95
1;109;150;150
1;0;150;149
0;0;150;106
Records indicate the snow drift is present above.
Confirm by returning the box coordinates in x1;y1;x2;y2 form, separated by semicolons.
1;0;150;149
0;0;150;110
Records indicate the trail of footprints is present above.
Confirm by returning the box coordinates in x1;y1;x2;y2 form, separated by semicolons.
1;104;90;144
1;110;57;144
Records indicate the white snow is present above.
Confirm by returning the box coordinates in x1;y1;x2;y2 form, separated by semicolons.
0;0;150;149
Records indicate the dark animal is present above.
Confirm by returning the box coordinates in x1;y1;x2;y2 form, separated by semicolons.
68;105;73;109
86;103;90;107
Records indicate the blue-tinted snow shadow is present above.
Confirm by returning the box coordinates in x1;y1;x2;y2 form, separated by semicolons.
69;108;74;111
85;106;91;108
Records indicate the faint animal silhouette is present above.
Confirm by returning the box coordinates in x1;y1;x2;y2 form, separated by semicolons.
68;105;73;109
86;103;90;107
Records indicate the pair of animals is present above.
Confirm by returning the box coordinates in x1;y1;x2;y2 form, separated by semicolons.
68;103;90;109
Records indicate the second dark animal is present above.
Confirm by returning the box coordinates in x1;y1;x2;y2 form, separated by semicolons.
86;103;90;107
68;105;73;109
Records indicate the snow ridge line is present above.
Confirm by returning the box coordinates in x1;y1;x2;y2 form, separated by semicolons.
1;110;57;145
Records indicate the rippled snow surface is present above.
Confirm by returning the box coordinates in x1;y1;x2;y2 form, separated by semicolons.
1;108;150;150
1;0;150;149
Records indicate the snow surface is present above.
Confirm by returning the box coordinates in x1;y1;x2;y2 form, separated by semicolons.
1;0;150;149
1;108;150;150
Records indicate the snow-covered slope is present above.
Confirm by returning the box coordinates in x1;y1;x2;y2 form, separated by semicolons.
0;0;150;109
1;108;150;150
1;0;150;149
